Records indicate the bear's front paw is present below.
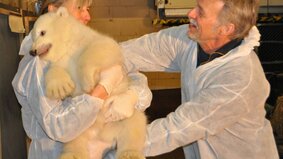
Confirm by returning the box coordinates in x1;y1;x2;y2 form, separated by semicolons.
118;150;145;159
46;77;75;99
45;68;75;99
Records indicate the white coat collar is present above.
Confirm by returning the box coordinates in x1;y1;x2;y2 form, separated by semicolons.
230;26;260;57
198;26;260;67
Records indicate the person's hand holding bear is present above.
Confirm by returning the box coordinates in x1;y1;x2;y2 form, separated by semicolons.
90;65;124;100
91;65;138;122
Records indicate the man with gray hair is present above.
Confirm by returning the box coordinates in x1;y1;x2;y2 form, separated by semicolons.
117;0;279;158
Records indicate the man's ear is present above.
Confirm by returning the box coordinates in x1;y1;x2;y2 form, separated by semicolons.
219;23;235;36
56;7;69;17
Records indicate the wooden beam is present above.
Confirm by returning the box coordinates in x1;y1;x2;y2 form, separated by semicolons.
0;3;21;15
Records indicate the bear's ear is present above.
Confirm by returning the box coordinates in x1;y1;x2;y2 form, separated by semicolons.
56;7;69;17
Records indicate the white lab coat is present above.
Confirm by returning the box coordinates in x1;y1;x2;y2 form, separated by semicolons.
120;25;279;159
12;33;152;159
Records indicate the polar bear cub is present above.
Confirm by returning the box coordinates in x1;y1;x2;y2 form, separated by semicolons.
30;7;146;159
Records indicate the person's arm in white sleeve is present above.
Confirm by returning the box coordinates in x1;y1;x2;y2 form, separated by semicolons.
127;72;152;111
121;25;189;73
12;54;103;142
118;25;190;113
143;70;252;156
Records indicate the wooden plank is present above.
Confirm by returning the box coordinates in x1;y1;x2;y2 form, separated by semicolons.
0;2;20;15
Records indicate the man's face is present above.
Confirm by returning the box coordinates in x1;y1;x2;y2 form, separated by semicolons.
187;0;224;43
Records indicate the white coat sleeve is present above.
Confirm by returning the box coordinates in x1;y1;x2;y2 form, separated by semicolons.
127;72;152;111
12;53;104;142
121;25;189;73
143;67;255;156
120;25;189;112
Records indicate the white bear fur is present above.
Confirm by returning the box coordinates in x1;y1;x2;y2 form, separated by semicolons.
30;7;147;159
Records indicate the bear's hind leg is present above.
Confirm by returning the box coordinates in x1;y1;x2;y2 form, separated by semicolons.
116;111;147;159
59;136;89;159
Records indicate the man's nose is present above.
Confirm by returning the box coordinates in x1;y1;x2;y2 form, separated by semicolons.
187;8;197;19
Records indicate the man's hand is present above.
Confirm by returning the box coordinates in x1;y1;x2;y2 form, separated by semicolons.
104;89;138;122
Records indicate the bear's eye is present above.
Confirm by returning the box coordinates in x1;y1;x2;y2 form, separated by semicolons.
40;31;46;36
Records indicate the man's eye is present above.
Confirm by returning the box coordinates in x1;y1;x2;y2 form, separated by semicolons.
40;31;46;36
77;6;81;10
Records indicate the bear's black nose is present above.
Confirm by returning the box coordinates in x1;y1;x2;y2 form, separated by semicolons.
29;50;37;56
